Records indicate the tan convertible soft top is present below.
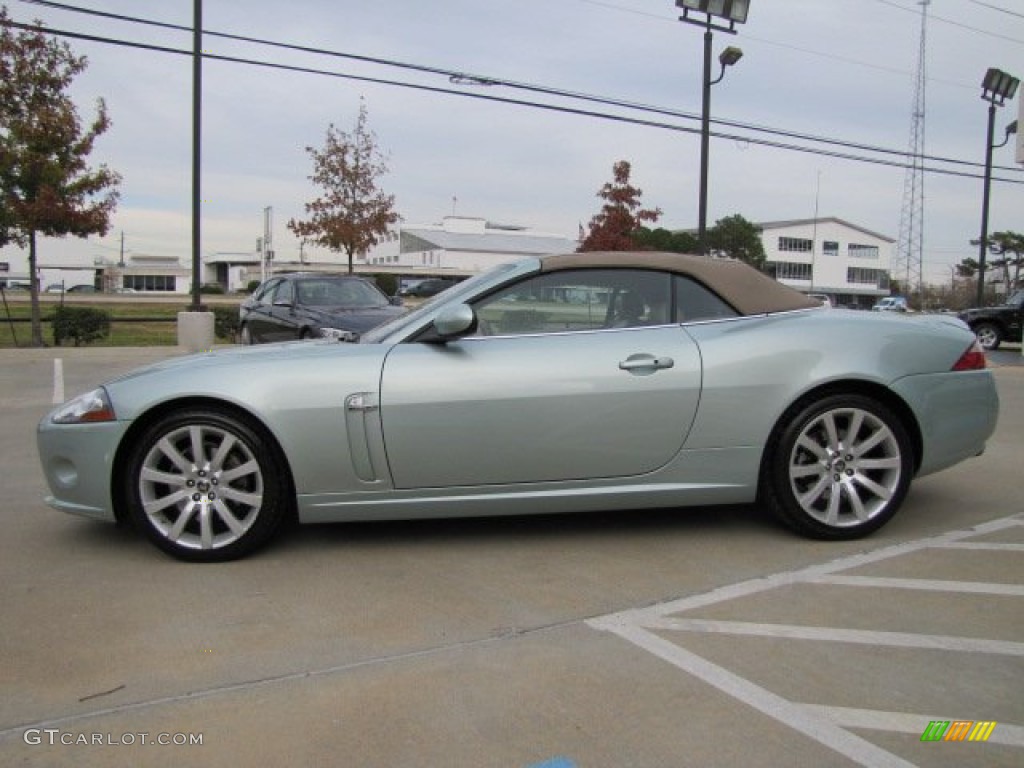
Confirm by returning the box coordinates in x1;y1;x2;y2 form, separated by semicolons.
540;251;821;316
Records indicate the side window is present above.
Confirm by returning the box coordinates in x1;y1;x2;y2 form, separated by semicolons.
674;276;737;322
253;278;280;305
272;280;294;305
471;269;672;336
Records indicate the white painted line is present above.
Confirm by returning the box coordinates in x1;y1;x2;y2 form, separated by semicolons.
52;358;64;405
931;541;1024;552
587;514;1024;766
643;618;1024;656
592;514;1024;627
800;705;1024;747
598;622;917;768
811;574;1024;596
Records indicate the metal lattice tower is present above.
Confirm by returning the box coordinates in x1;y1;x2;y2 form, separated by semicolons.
894;0;930;299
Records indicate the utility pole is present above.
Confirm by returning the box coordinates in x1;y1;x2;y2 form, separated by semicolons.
190;0;202;311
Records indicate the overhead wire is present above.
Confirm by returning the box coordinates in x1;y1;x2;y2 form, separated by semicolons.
8;2;1023;185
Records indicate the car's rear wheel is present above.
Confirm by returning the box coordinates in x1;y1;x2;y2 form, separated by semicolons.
125;408;289;561
973;322;1002;351
765;394;913;540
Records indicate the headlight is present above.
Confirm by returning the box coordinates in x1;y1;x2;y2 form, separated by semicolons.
318;327;358;342
51;387;116;424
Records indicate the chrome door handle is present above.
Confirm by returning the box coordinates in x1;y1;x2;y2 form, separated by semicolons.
618;354;675;372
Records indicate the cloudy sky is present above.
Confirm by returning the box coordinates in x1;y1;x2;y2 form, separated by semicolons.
3;0;1023;284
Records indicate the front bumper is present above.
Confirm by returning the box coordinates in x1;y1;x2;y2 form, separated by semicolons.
37;418;128;522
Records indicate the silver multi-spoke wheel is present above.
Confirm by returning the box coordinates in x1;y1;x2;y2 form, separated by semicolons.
127;409;288;561
767;394;913;540
788;407;903;528
140;424;263;551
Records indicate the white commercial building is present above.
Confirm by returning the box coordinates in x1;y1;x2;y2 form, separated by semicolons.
758;218;893;309
365;216;578;274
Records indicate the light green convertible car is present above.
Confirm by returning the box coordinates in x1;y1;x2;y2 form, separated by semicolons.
38;252;999;561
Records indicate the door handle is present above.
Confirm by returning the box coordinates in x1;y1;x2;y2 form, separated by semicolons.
618;354;674;373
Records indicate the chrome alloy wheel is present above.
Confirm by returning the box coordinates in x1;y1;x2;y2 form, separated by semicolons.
138;423;264;552
787;406;904;528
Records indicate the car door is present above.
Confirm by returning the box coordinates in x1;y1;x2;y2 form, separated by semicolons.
378;269;703;489
243;278;282;342
262;279;300;342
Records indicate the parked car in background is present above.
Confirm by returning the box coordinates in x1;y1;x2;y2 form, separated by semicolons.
872;296;909;312
399;278;460;298
239;273;405;344
66;284;97;293
807;293;832;308
38;252;998;561
957;289;1024;350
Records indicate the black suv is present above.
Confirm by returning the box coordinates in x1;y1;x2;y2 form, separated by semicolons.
239;273;405;344
957;289;1024;350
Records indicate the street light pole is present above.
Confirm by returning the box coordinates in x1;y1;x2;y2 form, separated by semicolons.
976;67;1019;306
699;24;712;253
976;101;997;307
676;1;749;255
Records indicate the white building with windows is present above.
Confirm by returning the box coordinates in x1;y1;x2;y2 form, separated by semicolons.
758;218;893;308
365;216;578;274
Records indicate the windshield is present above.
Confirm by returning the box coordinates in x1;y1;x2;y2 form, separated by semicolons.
297;278;389;309
360;261;527;343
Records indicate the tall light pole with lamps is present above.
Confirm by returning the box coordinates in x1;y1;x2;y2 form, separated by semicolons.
675;0;750;254
976;67;1019;306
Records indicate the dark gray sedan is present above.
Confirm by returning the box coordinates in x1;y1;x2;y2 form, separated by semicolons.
239;272;405;343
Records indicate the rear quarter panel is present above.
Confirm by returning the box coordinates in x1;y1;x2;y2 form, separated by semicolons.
681;309;985;451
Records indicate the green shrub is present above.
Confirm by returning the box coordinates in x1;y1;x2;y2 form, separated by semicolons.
245;280;261;293
199;283;225;294
369;273;398;296
212;306;240;341
52;306;111;347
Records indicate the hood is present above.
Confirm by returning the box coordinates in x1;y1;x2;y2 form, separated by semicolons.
104;339;375;387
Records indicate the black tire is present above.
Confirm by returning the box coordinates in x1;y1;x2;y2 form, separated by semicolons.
973;322;1002;351
299;328;314;340
124;408;290;562
764;393;914;540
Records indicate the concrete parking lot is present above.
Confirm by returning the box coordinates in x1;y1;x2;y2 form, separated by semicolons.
1;346;1021;767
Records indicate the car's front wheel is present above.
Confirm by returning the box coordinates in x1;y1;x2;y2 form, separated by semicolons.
125;408;290;561
239;324;253;345
765;394;913;540
973;322;1002;351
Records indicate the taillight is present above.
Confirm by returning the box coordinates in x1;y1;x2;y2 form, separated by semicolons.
952;340;987;371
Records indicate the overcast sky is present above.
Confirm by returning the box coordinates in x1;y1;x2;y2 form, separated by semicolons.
3;0;1023;284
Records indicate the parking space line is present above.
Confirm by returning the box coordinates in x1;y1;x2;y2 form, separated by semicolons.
812;574;1024;596
642;617;1024;656
588;513;1024;766
599;621;918;768
52;358;63;405
933;541;1024;552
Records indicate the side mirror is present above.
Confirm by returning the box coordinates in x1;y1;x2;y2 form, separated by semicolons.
432;304;477;339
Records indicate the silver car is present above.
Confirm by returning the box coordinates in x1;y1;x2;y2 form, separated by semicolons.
38;252;999;561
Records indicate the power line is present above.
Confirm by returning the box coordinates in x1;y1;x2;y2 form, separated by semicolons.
6;10;1023;185
872;0;1024;44
966;0;1024;20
